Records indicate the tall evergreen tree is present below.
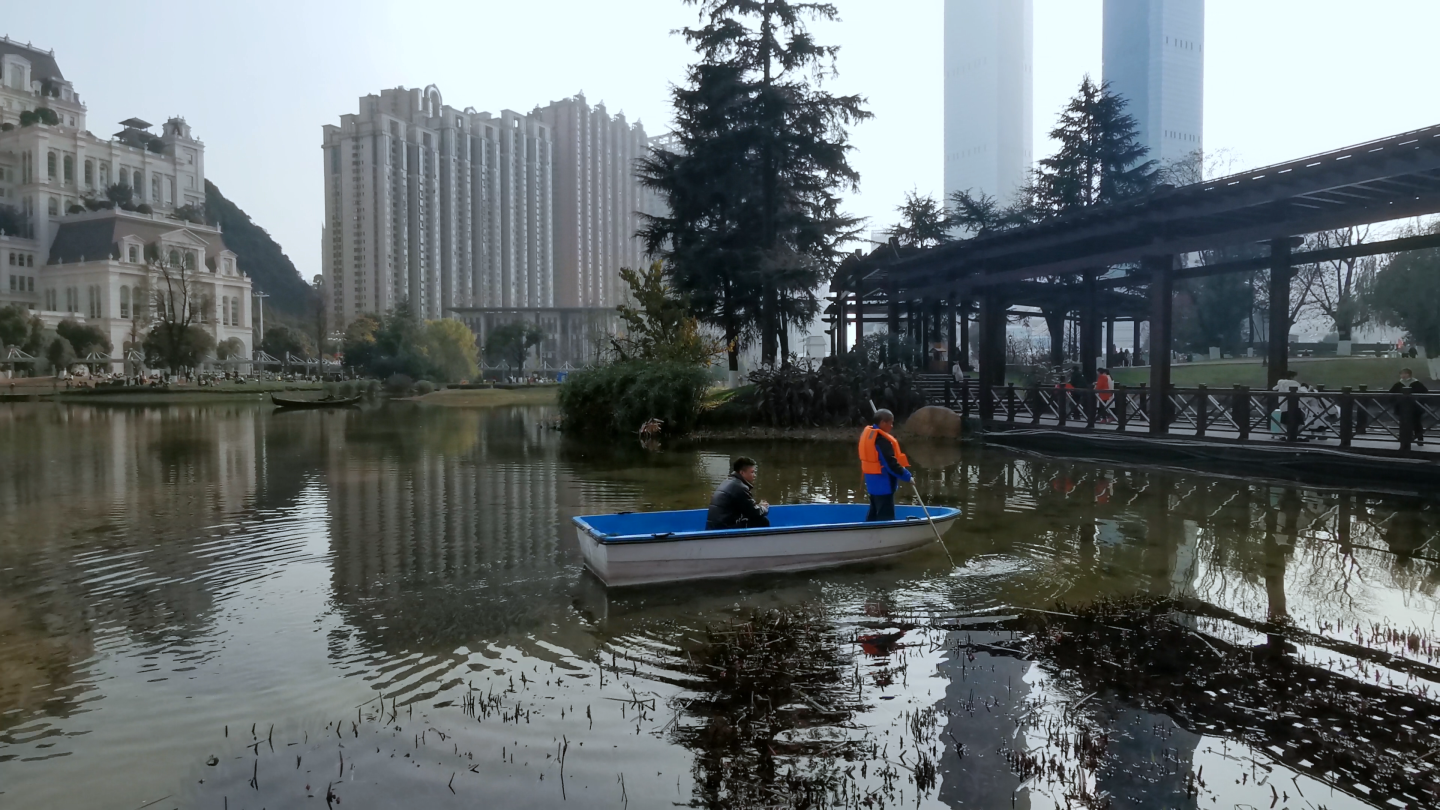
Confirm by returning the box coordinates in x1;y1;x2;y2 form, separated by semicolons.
890;190;951;248
1027;76;1156;367
1033;76;1156;214
639;0;870;369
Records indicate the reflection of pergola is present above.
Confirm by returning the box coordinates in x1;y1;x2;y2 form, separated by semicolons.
252;350;280;368
81;350;113;368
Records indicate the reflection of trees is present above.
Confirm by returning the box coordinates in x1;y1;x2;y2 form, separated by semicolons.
1024;600;1440;808
0;403;269;733
670;607;875;809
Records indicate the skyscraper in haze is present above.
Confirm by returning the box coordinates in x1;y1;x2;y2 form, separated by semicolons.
1102;0;1205;170
943;0;1033;212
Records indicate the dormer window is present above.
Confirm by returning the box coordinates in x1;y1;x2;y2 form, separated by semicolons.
127;244;139;263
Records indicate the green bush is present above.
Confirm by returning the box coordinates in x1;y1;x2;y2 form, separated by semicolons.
364;379;381;398
338;381;356;398
559;360;712;436
384;373;414;395
323;381;339;398
413;380;435;396
741;361;926;427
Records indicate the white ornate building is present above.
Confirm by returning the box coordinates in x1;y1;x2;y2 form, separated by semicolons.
0;36;250;369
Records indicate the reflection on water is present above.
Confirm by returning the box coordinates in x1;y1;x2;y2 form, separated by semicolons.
0;401;1437;808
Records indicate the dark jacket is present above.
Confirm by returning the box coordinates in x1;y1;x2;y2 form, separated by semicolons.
1391;379;1428;394
706;474;770;529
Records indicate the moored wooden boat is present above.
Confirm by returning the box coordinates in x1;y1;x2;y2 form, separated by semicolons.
270;393;363;408
573;503;960;587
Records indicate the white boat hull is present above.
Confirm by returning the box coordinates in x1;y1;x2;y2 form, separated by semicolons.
575;509;958;587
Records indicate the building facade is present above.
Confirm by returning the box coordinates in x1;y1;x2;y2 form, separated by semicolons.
1102;0;1205;169
535;94;662;309
943;0;1034;214
322;87;559;326
323;87;664;331
0;36;250;369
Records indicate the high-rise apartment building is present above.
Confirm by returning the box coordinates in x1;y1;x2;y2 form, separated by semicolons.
1102;0;1204;169
321;86;554;324
323;87;663;329
943;0;1033;213
535;93;659;309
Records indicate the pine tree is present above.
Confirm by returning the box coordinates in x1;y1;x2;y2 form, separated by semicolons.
638;0;870;369
891;190;951;248
1034;76;1156;214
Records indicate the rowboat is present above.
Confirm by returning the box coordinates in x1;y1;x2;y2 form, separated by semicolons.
573;503;960;587
270;393;363;408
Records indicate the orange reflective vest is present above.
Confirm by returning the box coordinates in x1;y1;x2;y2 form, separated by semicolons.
859;426;910;475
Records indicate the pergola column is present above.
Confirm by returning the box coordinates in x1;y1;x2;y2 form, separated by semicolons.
1145;254;1174;432
978;289;1006;421
946;297;958;368
1105;316;1116;367
959;303;971;371
831;289;843;356
1080;268;1100;382
1267;238;1293;388
1132;319;1143;365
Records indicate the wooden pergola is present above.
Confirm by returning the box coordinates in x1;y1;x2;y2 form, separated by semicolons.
829;123;1440;427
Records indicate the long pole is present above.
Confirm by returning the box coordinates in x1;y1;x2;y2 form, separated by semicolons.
911;480;955;567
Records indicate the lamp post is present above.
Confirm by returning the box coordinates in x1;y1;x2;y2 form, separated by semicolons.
253;291;269;343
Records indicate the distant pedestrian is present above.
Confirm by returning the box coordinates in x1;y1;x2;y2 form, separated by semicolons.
1390;368;1427;445
1095;367;1114;422
1272;370;1304;439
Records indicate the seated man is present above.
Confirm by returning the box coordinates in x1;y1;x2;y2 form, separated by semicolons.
705;457;771;530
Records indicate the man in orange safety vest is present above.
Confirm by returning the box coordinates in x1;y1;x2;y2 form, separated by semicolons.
858;408;913;522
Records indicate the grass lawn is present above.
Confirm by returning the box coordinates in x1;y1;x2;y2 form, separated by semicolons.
415;386;557;407
1108;356;1433;390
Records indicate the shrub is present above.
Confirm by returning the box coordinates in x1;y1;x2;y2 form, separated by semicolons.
413;380;435;396
741;361;926;428
323;381;339;398
559;360;712;436
384;373;414;395
338;381;356;398
364;379;381;398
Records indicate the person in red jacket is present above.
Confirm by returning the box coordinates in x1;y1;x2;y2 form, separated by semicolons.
859;409;912;522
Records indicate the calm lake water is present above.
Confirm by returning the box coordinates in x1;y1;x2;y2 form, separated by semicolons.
1;402;1438;809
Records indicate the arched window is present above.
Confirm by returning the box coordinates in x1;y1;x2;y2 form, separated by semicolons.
119;167;128;187
63;155;73;183
48;197;58;216
168;248;180;266
183;251;195;271
84;160;94;187
47;152;56;178
120;286;131;319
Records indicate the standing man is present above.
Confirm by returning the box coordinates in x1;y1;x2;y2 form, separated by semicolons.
706;457;771;529
859;409;913;522
1390;368;1428;445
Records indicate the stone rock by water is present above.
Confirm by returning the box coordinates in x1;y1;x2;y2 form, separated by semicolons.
902;405;964;439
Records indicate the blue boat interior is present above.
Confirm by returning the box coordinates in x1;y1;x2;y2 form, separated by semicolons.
575;503;960;542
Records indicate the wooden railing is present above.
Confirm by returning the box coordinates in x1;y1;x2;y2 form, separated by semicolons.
934;379;1440;456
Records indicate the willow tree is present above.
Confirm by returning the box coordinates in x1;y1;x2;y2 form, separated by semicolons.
639;0;870;371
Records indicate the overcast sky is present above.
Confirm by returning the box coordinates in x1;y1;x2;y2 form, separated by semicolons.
8;1;1440;284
